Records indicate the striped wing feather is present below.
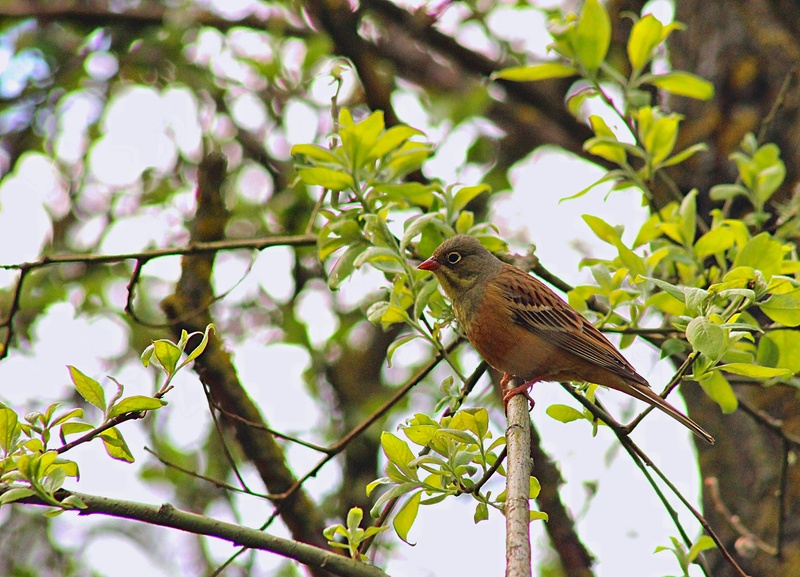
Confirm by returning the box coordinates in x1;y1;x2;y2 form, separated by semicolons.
499;265;645;385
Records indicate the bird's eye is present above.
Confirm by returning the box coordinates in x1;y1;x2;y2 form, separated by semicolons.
447;252;461;264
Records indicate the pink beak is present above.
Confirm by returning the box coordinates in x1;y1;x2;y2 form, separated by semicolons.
418;257;440;271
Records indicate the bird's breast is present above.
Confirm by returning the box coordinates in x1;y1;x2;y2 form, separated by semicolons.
465;287;563;380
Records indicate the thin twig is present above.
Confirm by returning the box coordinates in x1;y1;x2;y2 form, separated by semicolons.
563;384;750;577
705;477;777;557
757;66;797;144
201;382;253;494
143;447;277;500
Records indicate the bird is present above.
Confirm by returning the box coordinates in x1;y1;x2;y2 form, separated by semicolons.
417;234;714;444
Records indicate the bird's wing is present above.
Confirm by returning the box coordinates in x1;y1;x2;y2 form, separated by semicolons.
497;265;643;382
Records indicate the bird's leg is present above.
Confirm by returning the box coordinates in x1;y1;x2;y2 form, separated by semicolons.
501;373;537;412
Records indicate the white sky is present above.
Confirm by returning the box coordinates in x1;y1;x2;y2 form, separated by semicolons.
0;1;708;576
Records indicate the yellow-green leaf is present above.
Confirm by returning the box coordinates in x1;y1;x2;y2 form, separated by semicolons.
452;184;490;214
716;363;792;379
694;226;734;258
297;167;354;192
0;408;19;454
758;330;800;374
698;371;738;413
107;396;166;418
759;289;800;327
99;427;135;463
493;62;578;82
290;144;342;165
546;404;585;423
574;0;611;72
628;14;663;71
394;492;421;544
649;71;714;100
68;366;105;411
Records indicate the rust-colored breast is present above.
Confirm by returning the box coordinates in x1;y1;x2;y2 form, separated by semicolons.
466;280;564;380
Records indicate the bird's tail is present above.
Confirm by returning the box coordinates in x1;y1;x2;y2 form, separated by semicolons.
620;380;715;444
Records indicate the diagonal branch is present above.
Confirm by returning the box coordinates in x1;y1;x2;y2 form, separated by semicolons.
5;488;388;577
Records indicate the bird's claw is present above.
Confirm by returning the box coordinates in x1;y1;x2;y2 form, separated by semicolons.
501;374;536;412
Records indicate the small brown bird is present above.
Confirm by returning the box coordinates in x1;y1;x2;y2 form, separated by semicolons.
417;234;714;444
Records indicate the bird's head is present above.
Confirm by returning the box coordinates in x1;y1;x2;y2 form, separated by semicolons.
417;235;502;300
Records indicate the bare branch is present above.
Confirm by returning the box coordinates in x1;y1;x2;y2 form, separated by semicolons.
5;488;389;577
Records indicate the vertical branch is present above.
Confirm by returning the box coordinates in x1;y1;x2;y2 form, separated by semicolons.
504;377;533;577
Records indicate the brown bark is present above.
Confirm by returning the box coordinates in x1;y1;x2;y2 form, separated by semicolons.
669;2;800;576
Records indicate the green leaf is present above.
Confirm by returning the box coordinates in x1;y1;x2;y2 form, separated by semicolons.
401;213;449;250
380;304;411;328
574;0;611;72
366;301;390;325
710;183;749;202
353;246;404;274
297;167;354;192
61;494;87;510
583;136;627;165
640;276;686;303
688;536;717;563
529;476;541;499
452;184;490;214
0;408;19;454
381;432;417;479
393;491;421;544
179;324;215;368
660;143;708;168
107;396;167;418
99;427;135;463
370;183;437;208
648;71;714;100
716;363;792;380
455;211;474;234
694;226;734;258
493;62;578;81
546;404;585;423
733;232;785;280
328;243;368;289
697;371;738;413
758;330;800;374
387;334;420;368
678;189;698;247
582;214;621;245
368;126;424;161
68;366;106;411
760;289;800;326
627;14;663;71
559;170;626;202
59;422;94;437
684;287;710;315
643;114;680;165
686;317;725;361
0;488;36;506
290;143;343;165
530;510;549;522
346;506;364;532
52;408;84;427
474;501;489;523
755;163;786;206
152;340;182;375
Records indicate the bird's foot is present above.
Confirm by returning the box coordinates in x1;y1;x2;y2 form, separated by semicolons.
501;374;536;412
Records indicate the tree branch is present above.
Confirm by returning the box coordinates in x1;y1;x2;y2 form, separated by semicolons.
4;488;388;577
504;377;533;577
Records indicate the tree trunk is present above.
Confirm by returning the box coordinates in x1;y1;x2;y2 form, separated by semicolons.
671;2;800;575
